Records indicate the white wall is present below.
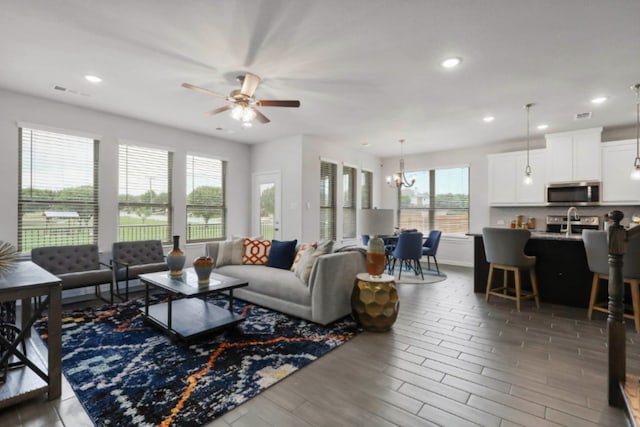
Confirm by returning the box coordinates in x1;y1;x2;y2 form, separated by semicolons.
0;89;251;261
250;135;303;240
301;137;382;244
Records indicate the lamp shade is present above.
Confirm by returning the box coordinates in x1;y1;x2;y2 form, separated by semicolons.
360;209;394;237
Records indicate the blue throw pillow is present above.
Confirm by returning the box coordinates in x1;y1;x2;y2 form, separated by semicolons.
266;239;298;270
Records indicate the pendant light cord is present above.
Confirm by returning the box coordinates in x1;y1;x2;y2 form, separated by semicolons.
636;84;640;165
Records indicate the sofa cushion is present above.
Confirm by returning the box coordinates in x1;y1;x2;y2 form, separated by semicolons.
267;239;297;270
242;238;272;265
216;265;311;306
294;240;334;285
291;242;317;272
215;239;244;267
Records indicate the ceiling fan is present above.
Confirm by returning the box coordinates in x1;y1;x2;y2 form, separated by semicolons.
181;73;300;126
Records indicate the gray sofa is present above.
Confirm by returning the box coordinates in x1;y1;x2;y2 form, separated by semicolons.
31;244;114;303
205;242;365;325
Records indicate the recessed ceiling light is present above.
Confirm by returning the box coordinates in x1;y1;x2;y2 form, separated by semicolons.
537;124;549;130
360;142;370;146
441;57;462;68
483;116;495;123
591;96;607;104
84;75;102;83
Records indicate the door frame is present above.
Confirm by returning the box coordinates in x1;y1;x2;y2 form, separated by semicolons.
252;170;282;240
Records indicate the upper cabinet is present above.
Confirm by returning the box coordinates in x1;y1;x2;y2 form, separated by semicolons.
545;127;602;182
488;149;547;206
601;139;640;204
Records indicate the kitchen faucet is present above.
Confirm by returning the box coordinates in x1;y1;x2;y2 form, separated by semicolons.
566;206;579;236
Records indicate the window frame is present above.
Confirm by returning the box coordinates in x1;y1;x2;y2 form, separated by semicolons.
117;143;173;243
398;166;470;236
361;169;373;210
17;127;99;253
320;160;337;241
342;165;357;239
185;154;227;243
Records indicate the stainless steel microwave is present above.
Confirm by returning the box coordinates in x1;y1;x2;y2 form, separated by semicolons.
546;181;600;206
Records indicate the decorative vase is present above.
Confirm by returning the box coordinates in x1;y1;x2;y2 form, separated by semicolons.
166;235;186;277
366;235;386;277
193;256;214;285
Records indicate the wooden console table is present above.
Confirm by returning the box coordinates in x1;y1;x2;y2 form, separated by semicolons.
0;261;62;408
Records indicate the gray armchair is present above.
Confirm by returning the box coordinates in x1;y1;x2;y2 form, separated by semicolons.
31;244;114;302
111;240;168;300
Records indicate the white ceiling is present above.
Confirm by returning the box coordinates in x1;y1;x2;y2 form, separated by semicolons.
1;0;639;157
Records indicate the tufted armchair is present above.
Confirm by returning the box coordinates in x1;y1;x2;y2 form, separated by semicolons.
31;244;114;303
111;240;168;300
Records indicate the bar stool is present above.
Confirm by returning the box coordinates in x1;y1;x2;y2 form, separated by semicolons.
482;227;540;312
583;230;640;332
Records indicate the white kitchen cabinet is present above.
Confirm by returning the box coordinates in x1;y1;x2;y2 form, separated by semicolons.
488;149;546;206
545;127;602;182
488;152;517;205
601;139;640;204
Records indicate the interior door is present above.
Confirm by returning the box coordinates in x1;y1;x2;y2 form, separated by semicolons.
253;171;281;240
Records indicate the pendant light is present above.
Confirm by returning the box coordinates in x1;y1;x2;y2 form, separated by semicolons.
631;84;640;180
523;103;535;185
386;139;416;188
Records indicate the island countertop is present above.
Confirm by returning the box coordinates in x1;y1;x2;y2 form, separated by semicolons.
469;232;599;308
467;230;584;241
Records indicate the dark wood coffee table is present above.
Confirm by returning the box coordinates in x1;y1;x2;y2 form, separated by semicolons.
138;268;248;341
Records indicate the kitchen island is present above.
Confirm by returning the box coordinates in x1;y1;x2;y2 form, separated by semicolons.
470;231;604;308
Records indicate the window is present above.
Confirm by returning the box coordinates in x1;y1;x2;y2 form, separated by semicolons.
343;165;357;238
361;170;373;209
320;161;337;240
186;154;226;242
399;167;469;236
18;127;99;252
118;144;172;243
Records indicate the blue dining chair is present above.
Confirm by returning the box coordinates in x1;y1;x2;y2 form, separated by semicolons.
422;230;442;275
390;231;424;279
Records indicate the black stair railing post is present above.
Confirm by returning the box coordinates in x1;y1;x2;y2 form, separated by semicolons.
607;210;626;407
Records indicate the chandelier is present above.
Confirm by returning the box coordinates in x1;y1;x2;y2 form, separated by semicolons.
386;139;415;188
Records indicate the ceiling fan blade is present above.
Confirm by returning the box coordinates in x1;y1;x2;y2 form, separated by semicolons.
252;108;270;124
181;82;228;99
255;100;301;108
205;104;233;116
240;73;261;97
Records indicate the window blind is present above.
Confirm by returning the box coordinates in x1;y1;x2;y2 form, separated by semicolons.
320;161;337;240
343;165;357;238
399;167;469;236
186;154;226;242
118;144;173;243
18;127;99;252
361;170;373;209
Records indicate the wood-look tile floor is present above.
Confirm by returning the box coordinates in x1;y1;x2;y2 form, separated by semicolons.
1;265;637;426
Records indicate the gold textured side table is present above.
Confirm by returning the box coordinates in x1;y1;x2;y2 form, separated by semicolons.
351;273;398;332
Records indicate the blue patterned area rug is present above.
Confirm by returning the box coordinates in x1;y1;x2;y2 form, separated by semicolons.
34;295;359;427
